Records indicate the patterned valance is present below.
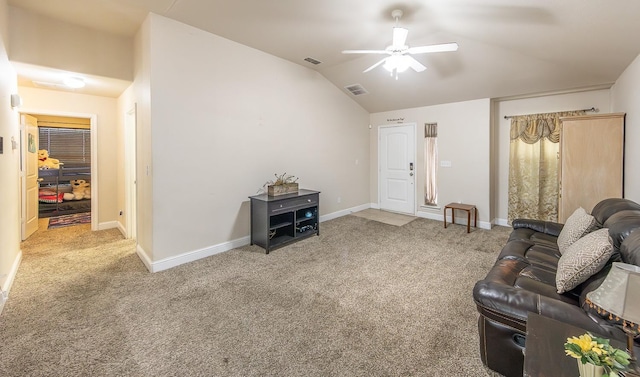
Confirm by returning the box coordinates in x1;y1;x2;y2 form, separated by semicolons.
510;111;586;144
425;123;437;138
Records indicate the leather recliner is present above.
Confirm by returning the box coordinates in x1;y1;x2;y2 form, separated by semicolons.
473;198;640;377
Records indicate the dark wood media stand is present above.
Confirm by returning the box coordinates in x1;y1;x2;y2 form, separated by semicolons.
249;189;320;253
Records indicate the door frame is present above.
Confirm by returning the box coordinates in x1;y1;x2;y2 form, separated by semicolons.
124;104;137;239
19;108;98;231
377;123;417;215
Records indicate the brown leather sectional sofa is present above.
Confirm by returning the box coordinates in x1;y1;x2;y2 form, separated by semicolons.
473;198;640;377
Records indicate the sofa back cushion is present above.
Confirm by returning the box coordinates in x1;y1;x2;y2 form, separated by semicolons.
620;229;640;266
591;198;640;227
557;207;597;254
603;210;640;252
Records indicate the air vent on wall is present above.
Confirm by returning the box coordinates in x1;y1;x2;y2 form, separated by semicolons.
344;84;369;96
304;57;322;65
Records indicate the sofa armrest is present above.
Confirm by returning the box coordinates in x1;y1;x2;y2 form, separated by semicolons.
512;218;563;237
473;269;624;342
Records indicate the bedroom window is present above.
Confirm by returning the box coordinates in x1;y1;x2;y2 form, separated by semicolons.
424;123;438;206
38;127;91;164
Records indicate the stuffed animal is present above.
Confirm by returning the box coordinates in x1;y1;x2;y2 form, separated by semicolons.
63;179;91;200
38;149;61;169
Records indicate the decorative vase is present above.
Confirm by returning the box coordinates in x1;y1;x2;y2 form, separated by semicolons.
577;360;605;377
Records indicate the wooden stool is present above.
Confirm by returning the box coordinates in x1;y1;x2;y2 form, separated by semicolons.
444;203;477;233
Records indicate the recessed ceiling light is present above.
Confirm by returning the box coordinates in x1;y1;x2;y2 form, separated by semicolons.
63;77;85;88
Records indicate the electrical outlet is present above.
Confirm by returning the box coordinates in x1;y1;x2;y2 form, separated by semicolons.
337;197;342;203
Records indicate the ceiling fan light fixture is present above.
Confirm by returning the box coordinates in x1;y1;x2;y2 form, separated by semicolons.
383;55;410;73
343;8;457;77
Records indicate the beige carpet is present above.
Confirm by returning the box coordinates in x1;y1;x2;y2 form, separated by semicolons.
1;216;509;376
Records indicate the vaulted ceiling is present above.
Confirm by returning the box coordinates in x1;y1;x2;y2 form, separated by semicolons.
9;0;640;112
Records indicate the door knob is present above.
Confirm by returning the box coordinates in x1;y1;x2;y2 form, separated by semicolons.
409;172;414;176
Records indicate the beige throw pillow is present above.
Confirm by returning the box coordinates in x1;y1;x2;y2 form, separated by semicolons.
557;207;597;254
556;228;613;294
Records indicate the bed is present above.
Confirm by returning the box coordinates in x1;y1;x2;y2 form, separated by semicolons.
38;163;91;218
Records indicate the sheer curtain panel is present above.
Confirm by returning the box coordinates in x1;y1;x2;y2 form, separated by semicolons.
424;123;438;206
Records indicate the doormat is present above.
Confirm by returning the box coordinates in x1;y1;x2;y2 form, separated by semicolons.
48;212;91;229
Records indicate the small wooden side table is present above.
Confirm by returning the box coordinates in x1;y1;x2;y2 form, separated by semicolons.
443;203;477;233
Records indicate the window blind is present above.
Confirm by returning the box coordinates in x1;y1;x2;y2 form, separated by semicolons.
38;127;91;164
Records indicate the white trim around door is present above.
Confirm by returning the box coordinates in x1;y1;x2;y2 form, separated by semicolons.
19;108;99;231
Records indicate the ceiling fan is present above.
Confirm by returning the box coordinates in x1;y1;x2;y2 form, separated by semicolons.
342;9;458;79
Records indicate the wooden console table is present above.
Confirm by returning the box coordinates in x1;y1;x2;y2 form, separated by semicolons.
443;202;477;233
249;189;320;254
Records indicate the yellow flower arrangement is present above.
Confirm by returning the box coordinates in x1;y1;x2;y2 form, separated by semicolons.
564;333;631;377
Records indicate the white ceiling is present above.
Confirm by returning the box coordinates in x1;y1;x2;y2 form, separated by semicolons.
9;0;640;112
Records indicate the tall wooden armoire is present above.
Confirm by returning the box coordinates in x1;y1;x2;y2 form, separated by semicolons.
558;113;625;222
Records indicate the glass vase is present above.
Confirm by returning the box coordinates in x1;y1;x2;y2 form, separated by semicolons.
577;360;605;377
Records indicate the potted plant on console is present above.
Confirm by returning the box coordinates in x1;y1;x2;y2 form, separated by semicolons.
263;173;298;196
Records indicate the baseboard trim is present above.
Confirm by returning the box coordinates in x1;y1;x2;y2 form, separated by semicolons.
141;236;252;273
319;203;371;222
0;249;23;315
136;244;153;272
97;221;118;231
494;218;510;227
116;221;127;238
135;203;375;273
416;210;492;230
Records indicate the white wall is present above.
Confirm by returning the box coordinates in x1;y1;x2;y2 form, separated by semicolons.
135;14;370;268
8;6;132;81
17;86;120;228
0;0;21;312
611;53;640;202
370;99;492;227
493;89;612;223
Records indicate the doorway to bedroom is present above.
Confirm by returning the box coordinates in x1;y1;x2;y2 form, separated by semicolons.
20;113;96;239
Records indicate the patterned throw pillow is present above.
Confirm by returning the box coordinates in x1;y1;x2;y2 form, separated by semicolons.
556;228;613;294
557;207;598;254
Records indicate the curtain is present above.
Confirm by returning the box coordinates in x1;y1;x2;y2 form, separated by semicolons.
508;111;585;222
424;123;438;205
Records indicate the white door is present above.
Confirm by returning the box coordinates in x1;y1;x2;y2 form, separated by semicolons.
22;114;39;240
379;124;416;214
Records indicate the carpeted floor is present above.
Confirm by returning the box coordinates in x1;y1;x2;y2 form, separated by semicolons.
2;215;510;376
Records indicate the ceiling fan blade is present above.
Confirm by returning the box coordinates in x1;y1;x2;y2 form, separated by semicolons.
392;27;408;48
406;56;427;72
407;42;459;54
363;57;388;73
342;49;389;54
